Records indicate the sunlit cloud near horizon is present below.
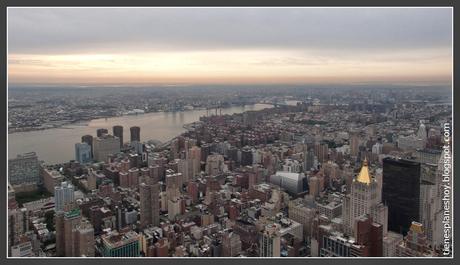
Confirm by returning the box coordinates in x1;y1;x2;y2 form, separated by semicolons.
7;7;453;86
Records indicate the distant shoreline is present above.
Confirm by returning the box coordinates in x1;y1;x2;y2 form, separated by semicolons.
8;103;271;134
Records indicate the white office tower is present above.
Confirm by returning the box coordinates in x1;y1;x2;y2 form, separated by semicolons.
419;154;447;249
54;182;75;212
417;121;428;141
259;223;281;257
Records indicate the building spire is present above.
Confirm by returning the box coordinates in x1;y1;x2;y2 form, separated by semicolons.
356;157;371;184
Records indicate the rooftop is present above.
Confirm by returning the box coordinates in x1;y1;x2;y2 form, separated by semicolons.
356;158;371;184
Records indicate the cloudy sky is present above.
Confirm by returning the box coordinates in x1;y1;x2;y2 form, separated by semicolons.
8;7;452;85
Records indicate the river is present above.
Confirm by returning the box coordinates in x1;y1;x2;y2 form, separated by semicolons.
8;104;273;164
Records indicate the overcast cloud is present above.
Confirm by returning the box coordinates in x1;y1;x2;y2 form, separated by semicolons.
8;8;452;54
7;8;452;85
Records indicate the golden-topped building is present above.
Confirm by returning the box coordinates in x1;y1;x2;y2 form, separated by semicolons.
396;222;436;257
356;158;371;184
342;159;388;236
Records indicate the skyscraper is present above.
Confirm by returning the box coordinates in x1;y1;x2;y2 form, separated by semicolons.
178;159;194;183
395;222;434;257
81;135;94;157
187;146;202;176
8;152;40;186
419;163;443;248
139;182;160;228
75;142;92;164
73;220;95;257
342;158;388;236
241;147;253;166
130;126;141;142
259;223;281;257
55;208;82;257
97;128;108;137
113;125;124;148
354;215;383;257
54;181;75;212
8;207;29;250
92;134;121;162
288;198;316;240
382;157;421;235
416;122;428;146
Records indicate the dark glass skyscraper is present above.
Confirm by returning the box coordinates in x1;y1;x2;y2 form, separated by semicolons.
130;126;140;142
97;128;108;137
382;157;421;235
113;125;124;148
241;147;253;167
81;135;93;156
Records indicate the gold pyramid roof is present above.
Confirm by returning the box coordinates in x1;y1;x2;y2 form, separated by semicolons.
409;222;424;234
356;158;371;184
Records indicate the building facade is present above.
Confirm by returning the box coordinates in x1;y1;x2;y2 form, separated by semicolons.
8;152;40;186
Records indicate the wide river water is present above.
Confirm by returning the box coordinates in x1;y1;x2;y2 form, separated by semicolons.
8;104;273;164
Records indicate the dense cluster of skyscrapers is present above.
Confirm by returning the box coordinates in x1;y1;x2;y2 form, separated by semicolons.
7;98;452;257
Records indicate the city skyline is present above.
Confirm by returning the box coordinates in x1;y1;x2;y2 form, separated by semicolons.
8;7;452;86
6;6;453;259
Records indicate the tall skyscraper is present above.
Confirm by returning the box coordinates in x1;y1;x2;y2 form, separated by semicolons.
73;220;95;257
354;215;383;257
139;182;160;228
55;208;82;257
419;163;443;248
92;134;121;162
75;142;92;164
382;157;421;235
342;158;388;236
241;147;253;166
130;126;141;142
81;135;94;157
97;128;108;137
304;149;315;171
54;181;75;212
314;142;329;163
96;128;109;137
259;223;281;257
178;159;194;183
113;125;124;148
8;207;29;250
8;152;40;186
187;146;202;177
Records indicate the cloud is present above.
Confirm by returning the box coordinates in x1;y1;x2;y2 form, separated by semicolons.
7;7;452;85
8;7;452;54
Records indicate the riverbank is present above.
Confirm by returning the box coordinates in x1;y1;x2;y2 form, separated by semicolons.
8;103;274;164
8;103;261;134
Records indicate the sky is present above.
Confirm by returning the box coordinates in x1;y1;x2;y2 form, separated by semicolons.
8;7;453;86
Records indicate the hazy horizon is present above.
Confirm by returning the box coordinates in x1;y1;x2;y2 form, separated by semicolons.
8;7;453;86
